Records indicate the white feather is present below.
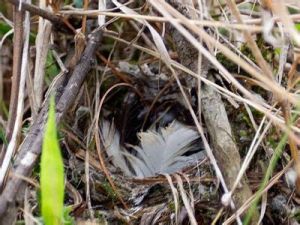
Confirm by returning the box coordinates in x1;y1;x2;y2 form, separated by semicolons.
100;120;132;175
100;120;204;178
127;121;204;178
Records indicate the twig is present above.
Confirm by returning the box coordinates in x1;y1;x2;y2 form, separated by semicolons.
280;100;300;194
5;6;24;143
0;7;23;167
0;27;103;221
7;0;74;33
33;15;52;112
224;0;274;80
94;82;135;209
60;9;263;32
156;1;294;105
268;0;300;47
84;150;94;219
151;0;255;223
0;0;31;188
98;0;106;26
106;34;300;144
81;0;89;34
223;161;292;224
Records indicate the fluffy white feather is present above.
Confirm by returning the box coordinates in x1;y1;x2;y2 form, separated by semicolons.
100;120;204;178
127;121;204;177
100;120;132;176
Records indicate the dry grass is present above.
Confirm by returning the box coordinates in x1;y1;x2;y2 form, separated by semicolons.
1;0;300;224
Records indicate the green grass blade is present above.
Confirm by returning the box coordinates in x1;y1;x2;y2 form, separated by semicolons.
244;133;287;224
40;96;64;225
244;105;300;224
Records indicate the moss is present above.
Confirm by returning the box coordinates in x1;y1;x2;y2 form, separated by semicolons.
241;35;276;66
217;27;229;37
0;126;7;145
168;201;176;212
100;181;118;201
216;53;237;72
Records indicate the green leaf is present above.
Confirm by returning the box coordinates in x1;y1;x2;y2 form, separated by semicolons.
274;47;281;56
0;21;36;43
295;23;300;32
0;126;7;145
45;52;60;84
0;21;11;36
40;95;64;225
63;206;75;225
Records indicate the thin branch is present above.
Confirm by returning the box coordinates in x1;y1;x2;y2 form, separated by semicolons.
0;3;31;188
0;27;103;219
7;0;74;33
33;18;52;112
60;9;263;32
3;6;24;150
224;0;274;80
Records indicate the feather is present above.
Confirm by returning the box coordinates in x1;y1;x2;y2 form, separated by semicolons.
100;120;204;178
127;121;204;178
99;120;132;176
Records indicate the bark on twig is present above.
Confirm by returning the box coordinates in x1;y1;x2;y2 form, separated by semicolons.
0;7;24;166
8;0;73;33
166;0;258;221
5;7;24;143
0;28;103;224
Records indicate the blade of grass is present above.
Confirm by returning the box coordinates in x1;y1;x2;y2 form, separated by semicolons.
243;105;300;225
243;133;287;224
224;161;292;224
40;96;64;225
244;102;300;224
